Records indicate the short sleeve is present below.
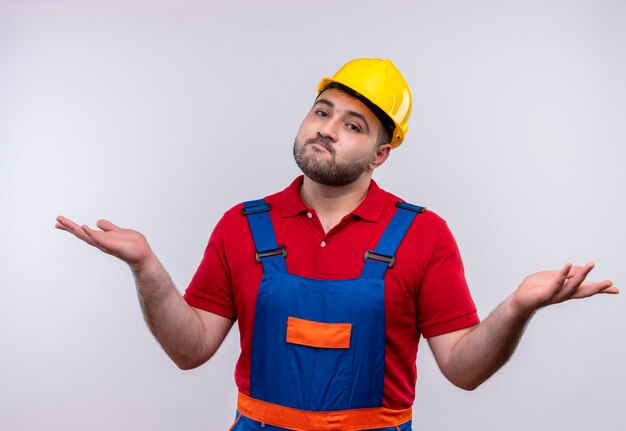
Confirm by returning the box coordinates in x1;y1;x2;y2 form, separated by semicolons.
416;223;479;338
183;216;237;320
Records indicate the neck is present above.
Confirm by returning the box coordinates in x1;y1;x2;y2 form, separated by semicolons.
300;174;371;232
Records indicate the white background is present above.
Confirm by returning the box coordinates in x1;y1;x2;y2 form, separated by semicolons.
1;1;624;430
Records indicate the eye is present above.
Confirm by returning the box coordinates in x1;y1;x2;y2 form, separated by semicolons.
315;109;329;118
346;123;361;133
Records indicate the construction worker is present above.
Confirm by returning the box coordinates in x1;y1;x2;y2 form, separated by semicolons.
56;58;617;431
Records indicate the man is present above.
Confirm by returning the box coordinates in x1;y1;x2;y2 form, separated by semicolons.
56;58;617;431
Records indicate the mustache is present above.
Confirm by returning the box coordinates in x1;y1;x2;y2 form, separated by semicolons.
305;134;335;153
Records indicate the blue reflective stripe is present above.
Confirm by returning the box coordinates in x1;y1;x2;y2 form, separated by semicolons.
242;199;287;274
361;202;424;279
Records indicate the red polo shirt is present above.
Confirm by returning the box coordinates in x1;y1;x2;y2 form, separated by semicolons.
184;176;479;409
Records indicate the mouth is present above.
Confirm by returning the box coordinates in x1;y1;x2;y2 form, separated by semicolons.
310;141;331;153
306;138;334;154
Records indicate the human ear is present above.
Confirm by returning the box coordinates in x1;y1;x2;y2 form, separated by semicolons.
369;144;391;170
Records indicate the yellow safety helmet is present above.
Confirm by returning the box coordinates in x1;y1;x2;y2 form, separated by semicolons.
318;58;412;148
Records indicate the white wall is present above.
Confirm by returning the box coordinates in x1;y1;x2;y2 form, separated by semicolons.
1;1;624;430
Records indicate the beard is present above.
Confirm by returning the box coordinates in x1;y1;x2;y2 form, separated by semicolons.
292;137;373;187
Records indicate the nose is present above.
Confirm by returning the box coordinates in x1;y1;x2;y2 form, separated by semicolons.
317;116;340;142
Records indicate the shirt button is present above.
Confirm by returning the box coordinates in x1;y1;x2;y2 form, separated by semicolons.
306;212;313;218
320;241;326;247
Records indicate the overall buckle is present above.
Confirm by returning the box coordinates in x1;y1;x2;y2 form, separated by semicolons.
255;246;287;263
364;249;396;268
242;202;272;215
395;201;426;213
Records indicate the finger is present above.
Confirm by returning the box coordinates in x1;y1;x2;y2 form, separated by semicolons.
570;280;618;299
539;264;574;304
557;263;597;300
96;219;120;232
574;262;596;282
56;216;87;232
82;224;113;252
56;216;96;245
554;263;573;286
55;215;78;231
565;265;584;279
82;224;103;241
600;285;620;294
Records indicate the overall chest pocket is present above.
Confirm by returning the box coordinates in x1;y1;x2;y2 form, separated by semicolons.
284;316;354;410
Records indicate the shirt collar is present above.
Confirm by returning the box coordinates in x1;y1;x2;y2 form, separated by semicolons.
281;176;308;217
281;176;386;222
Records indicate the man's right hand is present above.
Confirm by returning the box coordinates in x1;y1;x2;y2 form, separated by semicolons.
55;216;155;273
56;215;233;368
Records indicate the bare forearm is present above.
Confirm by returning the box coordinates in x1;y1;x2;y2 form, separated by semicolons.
433;263;617;391
55;216;231;369
442;297;534;390
131;256;210;369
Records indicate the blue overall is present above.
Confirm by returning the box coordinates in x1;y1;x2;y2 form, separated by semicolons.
231;199;424;431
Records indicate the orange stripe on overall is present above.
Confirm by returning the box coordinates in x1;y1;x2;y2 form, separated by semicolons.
237;392;412;431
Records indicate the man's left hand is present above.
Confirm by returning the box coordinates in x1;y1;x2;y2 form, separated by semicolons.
509;263;618;319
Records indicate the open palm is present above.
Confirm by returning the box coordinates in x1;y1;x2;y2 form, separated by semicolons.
56;216;153;270
511;263;617;316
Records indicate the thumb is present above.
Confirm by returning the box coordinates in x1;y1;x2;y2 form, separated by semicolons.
96;219;120;232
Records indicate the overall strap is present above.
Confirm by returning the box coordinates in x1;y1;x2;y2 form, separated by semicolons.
242;199;287;274
361;201;425;279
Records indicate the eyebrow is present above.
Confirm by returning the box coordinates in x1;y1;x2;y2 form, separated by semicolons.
314;98;371;133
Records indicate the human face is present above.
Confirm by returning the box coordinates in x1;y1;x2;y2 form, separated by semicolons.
293;88;387;187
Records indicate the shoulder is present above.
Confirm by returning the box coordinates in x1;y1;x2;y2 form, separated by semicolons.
216;179;297;234
220;188;287;222
375;188;459;264
380;187;449;234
